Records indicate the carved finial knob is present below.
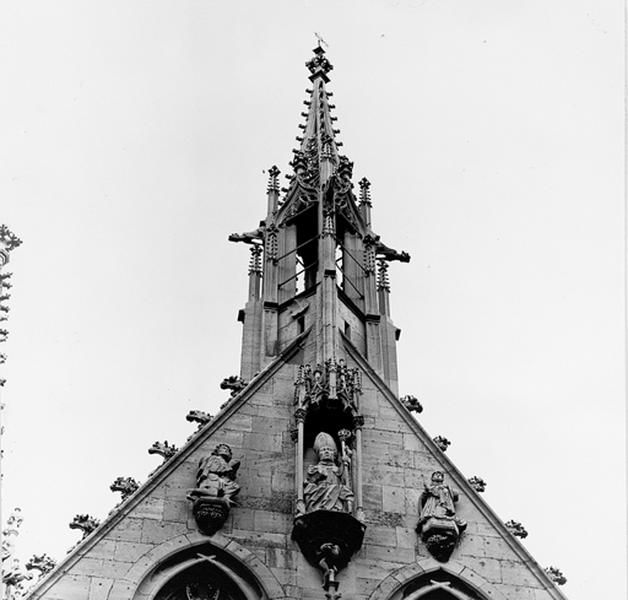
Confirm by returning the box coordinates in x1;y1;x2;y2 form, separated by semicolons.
0;225;22;253
401;395;423;414
306;46;333;82
25;553;56;575
110;476;140;500
432;435;451;452
148;440;178;462
505;519;528;538
267;165;280;193
467;476;487;493
69;514;100;539
544;566;567;586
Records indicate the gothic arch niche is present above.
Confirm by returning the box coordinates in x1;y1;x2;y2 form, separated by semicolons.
387;571;489;600
133;543;268;600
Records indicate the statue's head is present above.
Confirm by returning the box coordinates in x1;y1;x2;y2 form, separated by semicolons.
313;432;337;462
431;471;445;484
214;444;232;461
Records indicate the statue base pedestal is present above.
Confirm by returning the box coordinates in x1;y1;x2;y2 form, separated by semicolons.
417;517;464;562
292;510;366;572
190;496;231;535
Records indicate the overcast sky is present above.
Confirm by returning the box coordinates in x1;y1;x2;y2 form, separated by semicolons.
1;1;624;599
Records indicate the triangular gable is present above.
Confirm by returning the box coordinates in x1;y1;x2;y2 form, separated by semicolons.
342;335;567;600
26;329;311;599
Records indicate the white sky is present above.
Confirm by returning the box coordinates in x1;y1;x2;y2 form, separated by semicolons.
0;1;625;598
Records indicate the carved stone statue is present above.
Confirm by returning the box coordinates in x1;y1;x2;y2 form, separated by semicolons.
417;471;466;561
187;444;240;535
304;432;353;513
189;444;241;504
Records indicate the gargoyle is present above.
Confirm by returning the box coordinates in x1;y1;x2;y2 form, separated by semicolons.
375;238;411;263
228;224;265;245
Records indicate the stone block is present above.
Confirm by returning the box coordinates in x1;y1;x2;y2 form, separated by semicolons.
88;577;114;600
107;517;143;542
363;484;383;511
363;524;397;547
395;526;416;550
140;519;185;544
243;431;283;452
382;486;405;513
365;544;413;563
46;575;93;600
113;541;153;563
134;496;165;520
254;509;291;533
163;499;188;523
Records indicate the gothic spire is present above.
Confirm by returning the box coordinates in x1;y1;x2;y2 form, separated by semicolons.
291;46;344;188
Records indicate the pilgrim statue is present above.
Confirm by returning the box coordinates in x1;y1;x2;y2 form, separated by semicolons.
419;471;466;531
187;443;241;505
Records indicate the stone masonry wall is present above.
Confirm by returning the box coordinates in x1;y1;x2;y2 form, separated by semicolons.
31;356;560;600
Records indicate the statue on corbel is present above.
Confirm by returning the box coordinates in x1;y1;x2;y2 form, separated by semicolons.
417;471;467;561
187;443;241;535
291;361;366;599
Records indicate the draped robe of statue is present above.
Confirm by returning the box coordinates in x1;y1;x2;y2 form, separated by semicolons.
189;444;241;505
304;432;354;513
419;471;466;530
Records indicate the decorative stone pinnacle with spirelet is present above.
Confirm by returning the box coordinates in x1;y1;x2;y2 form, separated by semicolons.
505;519;528;538
306;46;333;82
467;476;487;493
267;165;280;193
433;435;451;452
376;260;390;291
358;177;372;206
248;245;263;275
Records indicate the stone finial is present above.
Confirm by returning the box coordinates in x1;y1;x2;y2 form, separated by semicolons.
148;440;178;462
376;260;390;292
248;245;263;275
358;177;372;206
0;272;12;289
0;353;6;364
306;46;333;82
401;395;423;414
25;554;56;575
0;329;8;342
220;375;247;397
0;225;22;253
110;476;140;500
505;519;528;539
433;435;451;452
267;165;280;193
545;566;567;586
186;409;213;429
467;476;487;493
69;514;100;539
